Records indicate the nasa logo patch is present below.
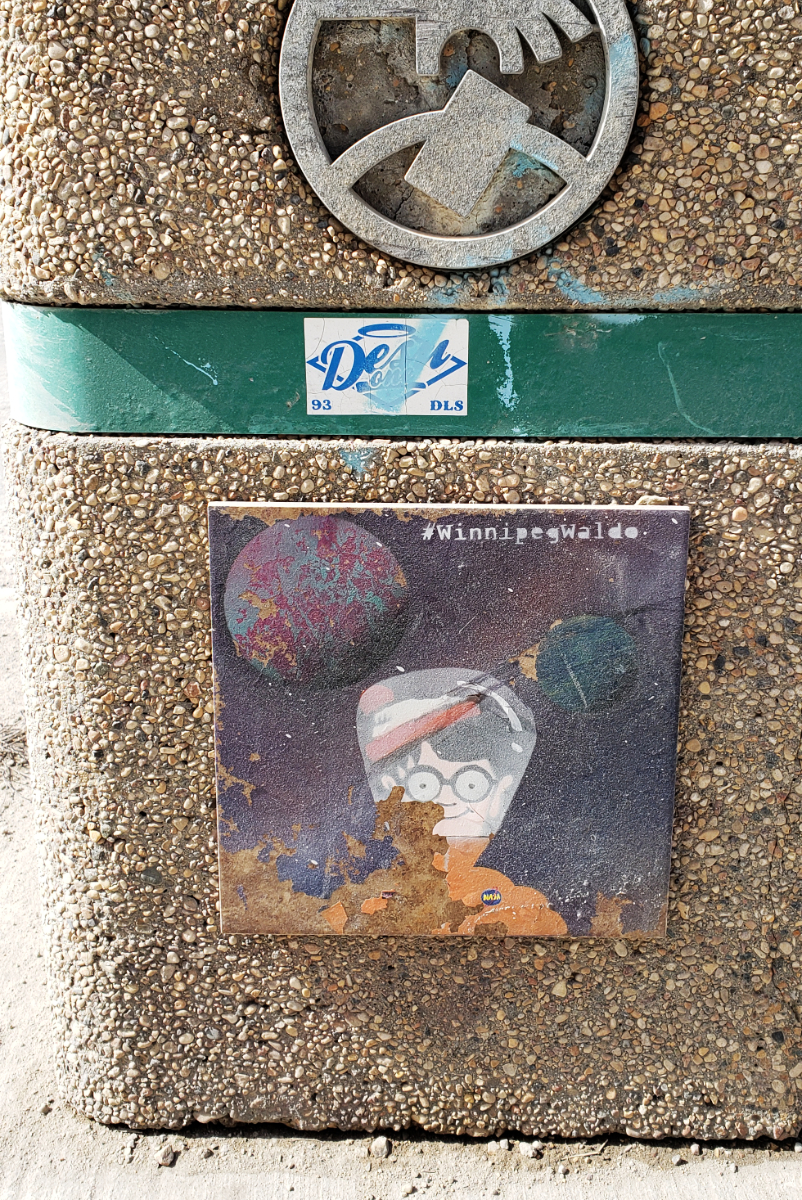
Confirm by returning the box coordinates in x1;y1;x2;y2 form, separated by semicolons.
482;888;503;907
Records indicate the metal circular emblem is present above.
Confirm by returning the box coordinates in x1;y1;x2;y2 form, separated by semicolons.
279;2;639;271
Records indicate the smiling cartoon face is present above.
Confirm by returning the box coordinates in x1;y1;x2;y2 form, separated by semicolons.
382;738;514;838
357;668;536;838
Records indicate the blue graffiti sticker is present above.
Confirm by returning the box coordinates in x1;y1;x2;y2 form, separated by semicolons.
304;317;469;417
481;888;503;907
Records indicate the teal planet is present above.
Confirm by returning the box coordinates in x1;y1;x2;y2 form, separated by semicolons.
534;615;638;713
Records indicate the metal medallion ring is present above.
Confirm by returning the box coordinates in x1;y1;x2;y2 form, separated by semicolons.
279;1;639;271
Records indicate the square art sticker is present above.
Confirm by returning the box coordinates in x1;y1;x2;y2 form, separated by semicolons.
210;503;689;938
304;317;469;416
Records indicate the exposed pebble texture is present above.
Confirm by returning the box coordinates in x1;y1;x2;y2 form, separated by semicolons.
0;0;801;308
4;425;802;1138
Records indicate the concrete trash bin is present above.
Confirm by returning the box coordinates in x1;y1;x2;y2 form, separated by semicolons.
2;0;802;1143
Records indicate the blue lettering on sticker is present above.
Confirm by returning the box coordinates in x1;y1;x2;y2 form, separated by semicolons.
429;399;464;412
307;322;466;406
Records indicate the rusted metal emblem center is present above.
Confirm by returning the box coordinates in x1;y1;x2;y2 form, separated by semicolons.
279;1;639;270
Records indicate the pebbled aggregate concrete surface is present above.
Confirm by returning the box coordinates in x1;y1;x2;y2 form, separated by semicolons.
0;0;801;309
0;506;801;1200
4;423;802;1147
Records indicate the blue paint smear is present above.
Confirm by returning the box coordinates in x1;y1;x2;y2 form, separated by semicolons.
339;447;377;473
652;285;720;304
91;255;117;288
488;314;519;409
547;265;609;306
427;286;462;308
155;336;219;385
444;58;468;89
344;318;463;413
401;318;459;410
548;262;724;309
361;348;407;417
607;31;637;89
509;151;551;180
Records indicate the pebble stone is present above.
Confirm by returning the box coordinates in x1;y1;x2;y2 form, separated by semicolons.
153;1143;175;1166
4;427;802;1140
0;1;800;309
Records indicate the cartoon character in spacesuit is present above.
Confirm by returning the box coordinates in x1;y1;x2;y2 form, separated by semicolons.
357;668;566;934
357;668;535;837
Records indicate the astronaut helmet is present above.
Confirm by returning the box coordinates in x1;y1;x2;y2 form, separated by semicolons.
357;667;536;839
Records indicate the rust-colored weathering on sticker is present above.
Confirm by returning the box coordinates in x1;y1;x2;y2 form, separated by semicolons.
210;502;689;937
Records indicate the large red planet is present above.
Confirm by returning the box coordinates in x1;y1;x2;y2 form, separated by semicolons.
224;515;409;688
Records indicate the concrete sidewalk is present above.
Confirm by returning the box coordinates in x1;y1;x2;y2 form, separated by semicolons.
1;348;801;1199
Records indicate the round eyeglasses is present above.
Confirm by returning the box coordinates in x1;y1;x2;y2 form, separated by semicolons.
405;765;494;806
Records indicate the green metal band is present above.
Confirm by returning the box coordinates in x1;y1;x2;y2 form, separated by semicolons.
4;302;802;439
